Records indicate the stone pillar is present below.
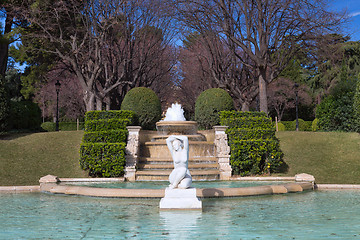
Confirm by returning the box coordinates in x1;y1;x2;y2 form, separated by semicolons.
125;126;141;181
213;126;232;180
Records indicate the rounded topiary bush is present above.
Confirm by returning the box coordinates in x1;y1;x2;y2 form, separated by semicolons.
312;118;319;132
121;87;161;130
277;122;286;131
291;118;307;131
41;122;56;132
195;88;235;129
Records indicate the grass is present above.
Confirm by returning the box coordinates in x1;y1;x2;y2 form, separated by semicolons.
0;131;87;186
0;130;360;185
276;131;360;184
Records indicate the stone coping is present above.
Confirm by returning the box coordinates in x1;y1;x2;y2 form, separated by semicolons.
59;177;125;182
315;184;360;190
230;176;295;181
39;182;313;198
0;185;40;193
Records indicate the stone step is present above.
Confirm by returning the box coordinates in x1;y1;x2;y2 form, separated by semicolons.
140;141;215;158
136;174;219;181
136;169;220;176
137;163;219;170
138;157;217;163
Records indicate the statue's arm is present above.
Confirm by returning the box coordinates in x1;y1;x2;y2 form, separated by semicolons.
166;135;176;152
176;135;189;150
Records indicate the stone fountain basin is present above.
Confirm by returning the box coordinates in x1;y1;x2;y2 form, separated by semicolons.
156;121;198;136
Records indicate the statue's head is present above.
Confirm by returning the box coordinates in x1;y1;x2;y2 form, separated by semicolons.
172;138;183;151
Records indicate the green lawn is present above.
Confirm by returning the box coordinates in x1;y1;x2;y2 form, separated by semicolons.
276;131;360;184
0;131;360;186
0;131;87;186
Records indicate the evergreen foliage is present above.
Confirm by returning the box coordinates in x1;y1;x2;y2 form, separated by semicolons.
220;111;284;176
316;78;360;132
121;87;161;130
195;88;235;129
9;101;42;130
80;110;134;177
0;77;10;132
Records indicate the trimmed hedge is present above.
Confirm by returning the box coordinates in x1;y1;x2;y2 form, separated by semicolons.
41;122;85;132
280;119;312;131
195;88;235;129
85;110;135;122
80;143;126;177
220;110;284;176
80;110;134;177
85;119;131;132
83;130;128;143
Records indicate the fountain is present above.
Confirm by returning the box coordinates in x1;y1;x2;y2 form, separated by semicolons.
153;103;206;142
136;103;219;181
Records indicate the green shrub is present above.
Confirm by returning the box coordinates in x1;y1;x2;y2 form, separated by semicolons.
9;101;41;130
85;110;135;122
277;122;286;131
83;130;128;143
230;140;283;175
80;110;133;177
41;122;56;132
290;118;312;131
121;87;161;130
221;116;273;130
85;119;131;132
0;77;9;132
281;121;293;131
59;122;84;131
195;88;235;129
312;118;319;132
80;143;126;177
220;111;284;176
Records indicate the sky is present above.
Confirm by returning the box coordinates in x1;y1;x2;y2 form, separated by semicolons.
331;0;360;41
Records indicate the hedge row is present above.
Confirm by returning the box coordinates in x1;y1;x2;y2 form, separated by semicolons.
220;116;273;130
230;140;283;176
85;110;135;122
83;130;128;143
226;128;275;142
80;110;134;177
220;111;284;176
219;111;267;119
84;119;131;132
41;122;85;132
278;119;313;131
80;143;126;177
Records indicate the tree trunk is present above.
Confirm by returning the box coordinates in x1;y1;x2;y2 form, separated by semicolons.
84;92;95;112
259;73;268;114
0;10;14;76
241;101;250;111
96;96;103;111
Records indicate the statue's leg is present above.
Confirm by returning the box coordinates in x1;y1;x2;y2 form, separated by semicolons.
168;167;186;189
178;171;192;189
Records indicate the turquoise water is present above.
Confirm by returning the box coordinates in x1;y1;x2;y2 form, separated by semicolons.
1;190;360;239
65;181;288;189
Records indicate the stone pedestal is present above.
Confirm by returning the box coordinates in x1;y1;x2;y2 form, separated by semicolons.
159;188;202;210
213;126;232;180
125;126;141;181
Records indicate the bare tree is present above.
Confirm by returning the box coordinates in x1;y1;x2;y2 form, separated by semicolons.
20;0;176;111
179;33;258;111
175;0;347;113
267;77;311;121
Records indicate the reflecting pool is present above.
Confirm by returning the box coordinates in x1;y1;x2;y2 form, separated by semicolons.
1;190;360;239
64;180;289;189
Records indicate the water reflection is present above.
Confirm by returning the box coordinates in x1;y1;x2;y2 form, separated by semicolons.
160;211;202;238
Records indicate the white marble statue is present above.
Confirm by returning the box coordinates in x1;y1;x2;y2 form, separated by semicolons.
166;135;192;189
